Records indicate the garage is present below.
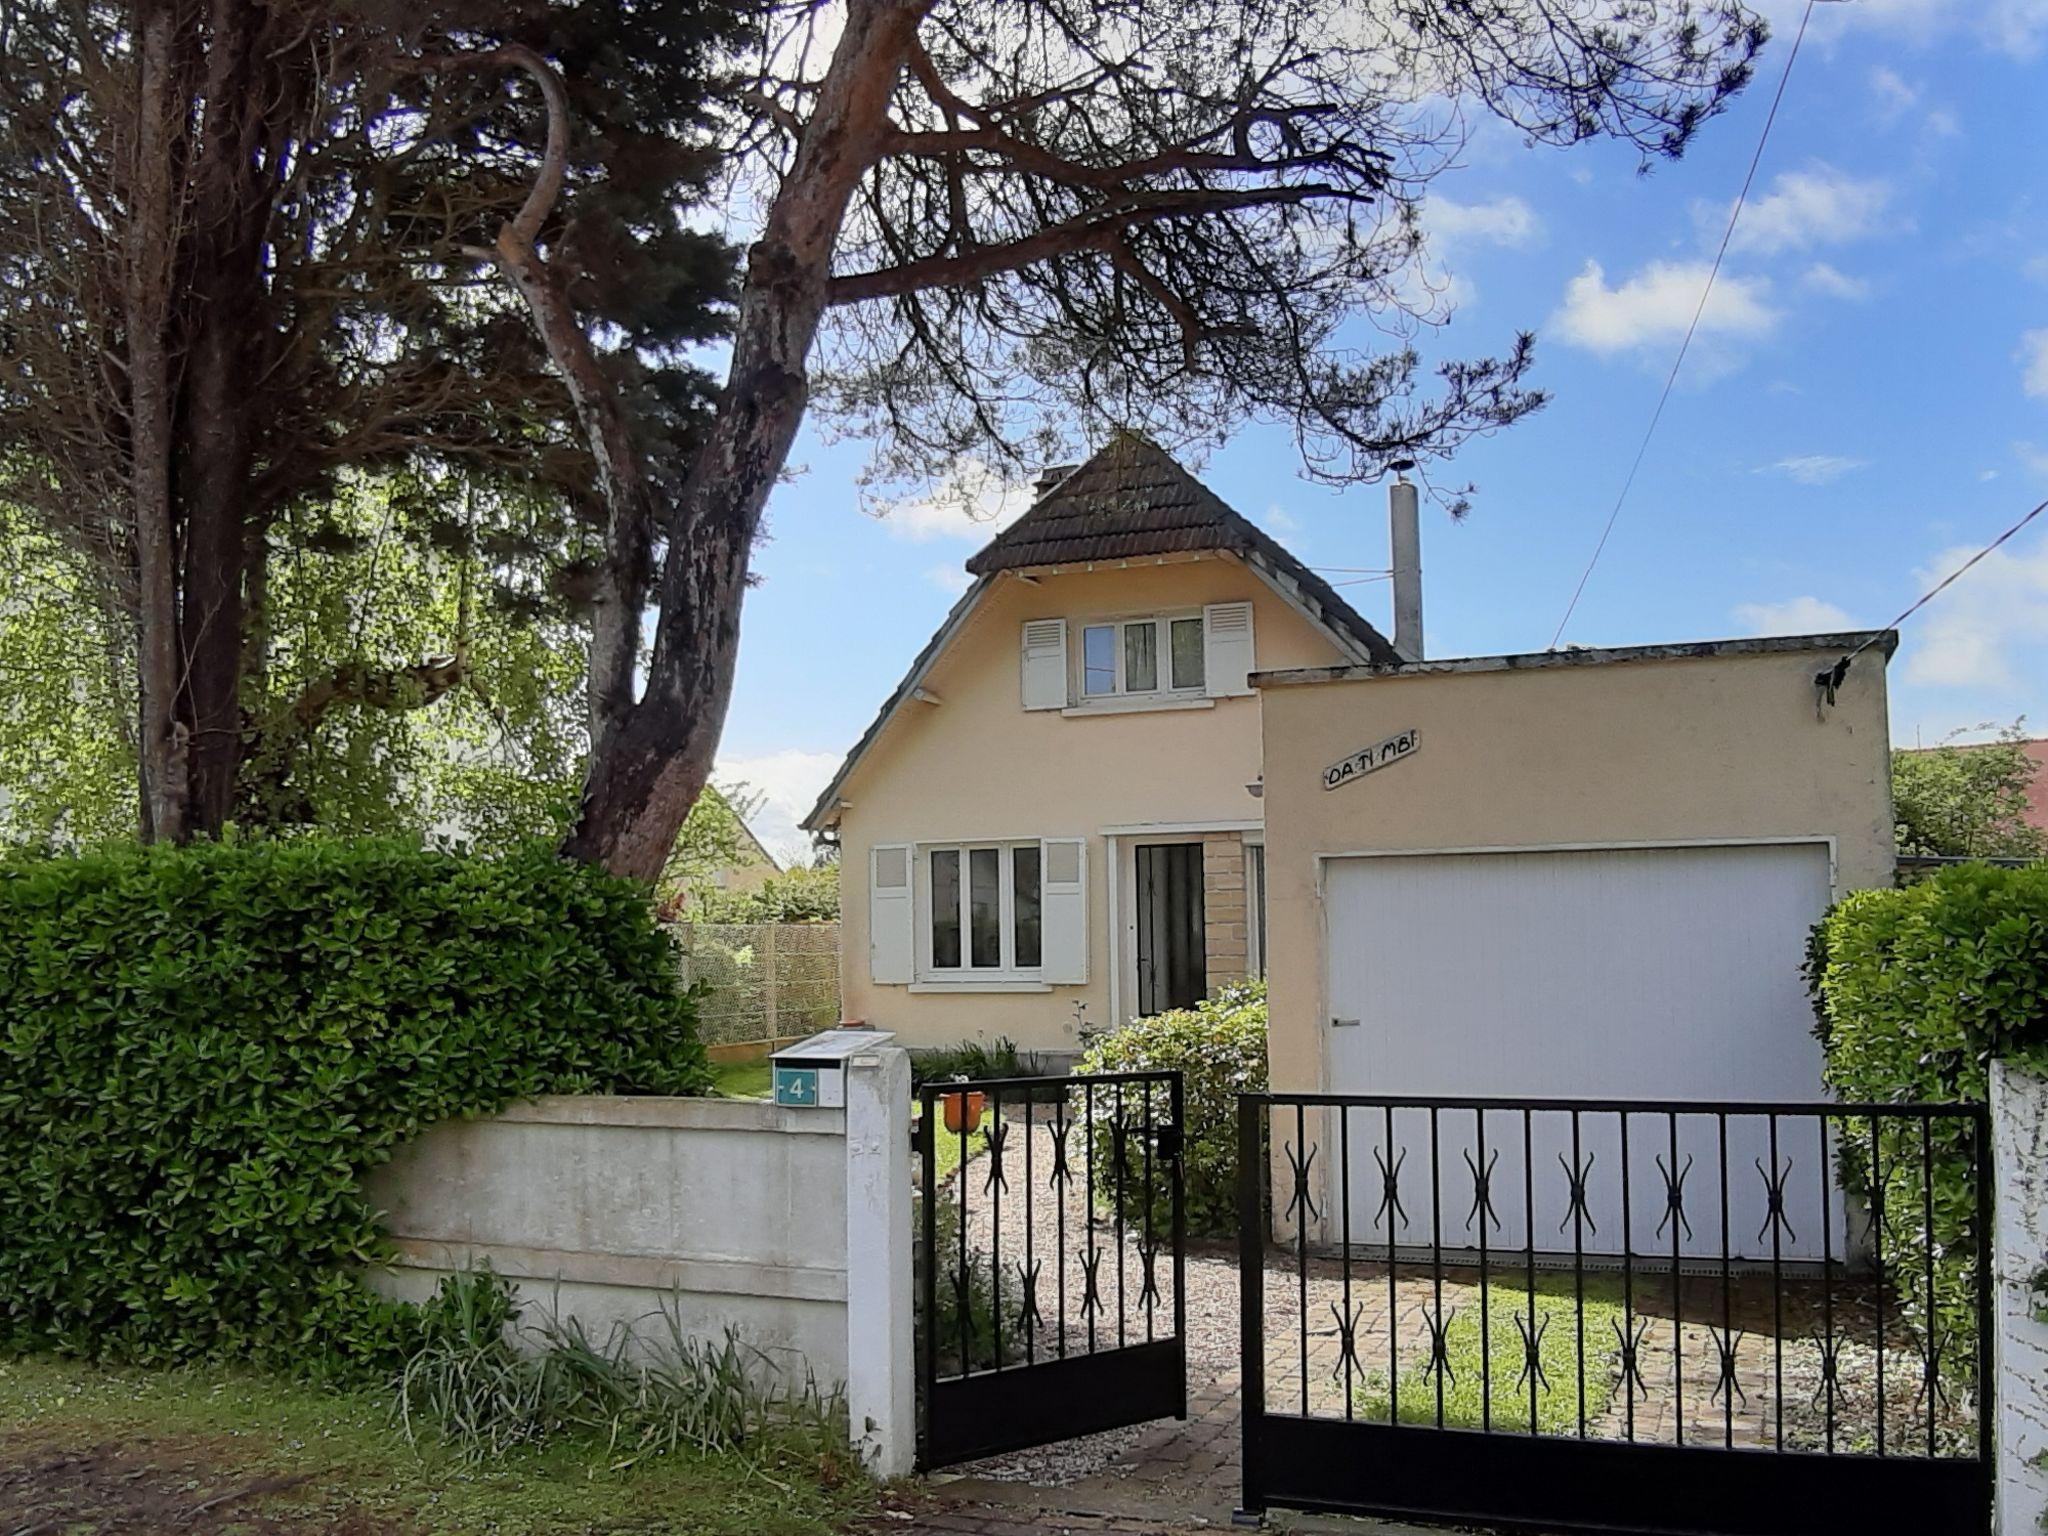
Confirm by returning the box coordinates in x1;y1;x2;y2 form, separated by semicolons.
1251;633;1900;1266
1325;840;1838;1260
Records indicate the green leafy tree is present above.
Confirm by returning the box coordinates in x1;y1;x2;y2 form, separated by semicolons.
0;0;740;841
686;863;841;924
0;475;588;850
1893;723;2044;861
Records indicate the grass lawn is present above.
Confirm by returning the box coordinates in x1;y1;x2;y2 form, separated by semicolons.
709;1056;773;1099
0;1354;874;1535
1355;1274;1627;1434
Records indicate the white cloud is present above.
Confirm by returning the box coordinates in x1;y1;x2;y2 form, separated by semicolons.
1982;469;2002;482
714;747;845;864
1549;260;1780;358
924;564;974;596
1762;454;1867;486
1427;194;1541;249
2021;328;2048;398
2027;256;2048;286
1870;66;1919;119
1901;535;2048;691
1802;263;1872;302
1734;596;1855;635
1715;165;1894;257
1770;0;2048;61
1262;503;1303;535
876;459;1033;541
2020;442;2048;481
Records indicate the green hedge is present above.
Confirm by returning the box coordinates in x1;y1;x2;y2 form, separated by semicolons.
1809;863;2048;1384
0;838;708;1374
1078;979;1268;1237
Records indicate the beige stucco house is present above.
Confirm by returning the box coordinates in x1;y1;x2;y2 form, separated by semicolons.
808;433;1899;1125
803;435;1397;1056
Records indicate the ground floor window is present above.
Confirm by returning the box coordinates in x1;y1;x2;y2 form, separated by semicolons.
924;841;1042;977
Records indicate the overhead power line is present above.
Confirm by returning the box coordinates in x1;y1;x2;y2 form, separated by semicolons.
1548;0;1819;650
1835;495;2048;671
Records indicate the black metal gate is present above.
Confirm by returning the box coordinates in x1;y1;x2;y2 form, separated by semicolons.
1237;1092;1992;1536
917;1071;1186;1470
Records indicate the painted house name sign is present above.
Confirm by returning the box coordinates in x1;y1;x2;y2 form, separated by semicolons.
1322;728;1419;791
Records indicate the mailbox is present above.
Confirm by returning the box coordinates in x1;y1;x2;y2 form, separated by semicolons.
770;1024;897;1109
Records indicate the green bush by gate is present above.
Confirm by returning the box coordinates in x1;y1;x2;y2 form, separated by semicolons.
1810;861;2048;1380
0;838;708;1373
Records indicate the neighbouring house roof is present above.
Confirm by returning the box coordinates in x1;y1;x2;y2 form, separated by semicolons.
800;436;1398;834
1897;734;2048;834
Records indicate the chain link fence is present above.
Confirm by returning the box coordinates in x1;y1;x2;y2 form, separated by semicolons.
670;921;842;1048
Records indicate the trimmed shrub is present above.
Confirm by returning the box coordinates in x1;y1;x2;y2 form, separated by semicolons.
1077;980;1268;1237
1809;864;2048;1385
0;837;708;1374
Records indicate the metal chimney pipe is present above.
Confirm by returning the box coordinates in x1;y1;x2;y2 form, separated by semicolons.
1389;477;1423;662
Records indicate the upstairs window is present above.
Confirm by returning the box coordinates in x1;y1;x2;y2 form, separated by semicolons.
1081;614;1207;697
1020;602;1254;711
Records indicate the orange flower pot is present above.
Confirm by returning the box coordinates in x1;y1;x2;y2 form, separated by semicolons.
940;1090;986;1135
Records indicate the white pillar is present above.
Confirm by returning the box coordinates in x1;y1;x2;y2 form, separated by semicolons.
1993;1059;2048;1533
843;1043;914;1477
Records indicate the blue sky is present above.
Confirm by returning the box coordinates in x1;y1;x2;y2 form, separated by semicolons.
717;1;2048;859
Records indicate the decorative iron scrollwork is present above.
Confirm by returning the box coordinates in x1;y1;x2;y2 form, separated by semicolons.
1613;1315;1651;1401
1655;1152;1694;1242
1558;1150;1598;1237
1514;1311;1552;1396
1812;1329;1846;1411
1709;1326;1747;1407
1048;1108;1074;1190
1330;1296;1365;1383
1421;1305;1457;1387
1017;1258;1042;1336
983;1118;1010;1196
1374;1143;1409;1232
1079;1246;1105;1322
1464;1147;1501;1235
1138;1241;1162;1315
1916;1330;1953;1412
1283;1138;1321;1226
1756;1156;1799;1245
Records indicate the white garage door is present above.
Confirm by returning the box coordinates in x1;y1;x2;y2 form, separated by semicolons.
1325;842;1838;1262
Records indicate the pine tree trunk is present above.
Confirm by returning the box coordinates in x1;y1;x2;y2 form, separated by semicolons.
563;0;930;882
124;1;187;844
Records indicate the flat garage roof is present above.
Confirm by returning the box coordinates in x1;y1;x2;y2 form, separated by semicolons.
1251;629;1899;690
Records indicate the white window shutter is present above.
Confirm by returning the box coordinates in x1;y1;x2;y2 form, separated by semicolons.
869;844;913;984
1020;619;1068;710
1204;601;1256;696
1039;838;1088;984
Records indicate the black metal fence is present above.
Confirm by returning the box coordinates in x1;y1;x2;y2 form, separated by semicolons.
917;1071;1186;1470
1237;1092;1992;1536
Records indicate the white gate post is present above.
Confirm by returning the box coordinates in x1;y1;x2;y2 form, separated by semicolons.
844;1042;914;1477
1993;1059;2048;1533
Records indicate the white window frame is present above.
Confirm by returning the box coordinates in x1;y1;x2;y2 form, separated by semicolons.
917;840;1046;982
1077;611;1206;701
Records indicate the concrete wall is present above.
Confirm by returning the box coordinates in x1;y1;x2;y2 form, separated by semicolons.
1995;1060;2048;1533
366;1059;915;1476
833;552;1349;1052
1256;641;1895;1094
